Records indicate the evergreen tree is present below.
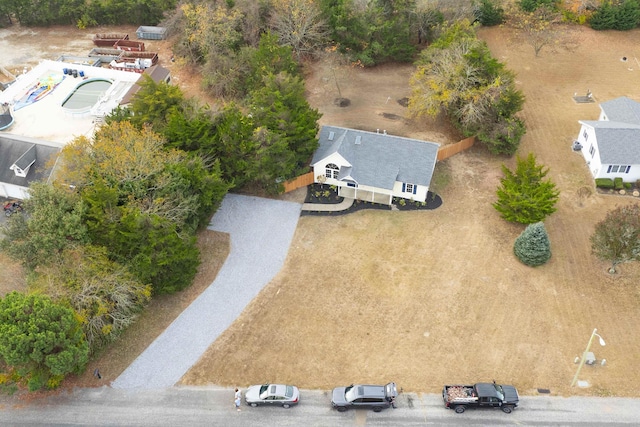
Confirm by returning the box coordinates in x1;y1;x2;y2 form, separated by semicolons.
0;292;89;391
0;182;89;270
514;222;551;266
615;0;640;30
475;0;505;26
248;72;321;192
589;1;618;30
494;153;559;224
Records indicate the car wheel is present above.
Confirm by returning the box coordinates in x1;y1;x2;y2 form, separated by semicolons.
250;403;258;408
337;406;347;412
454;405;465;414
283;404;290;409
372;406;382;413
502;405;513;414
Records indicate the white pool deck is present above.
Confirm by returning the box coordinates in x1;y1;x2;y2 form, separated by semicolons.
0;60;139;144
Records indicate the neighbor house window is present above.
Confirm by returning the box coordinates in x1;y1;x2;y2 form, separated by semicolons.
583;130;588;141
325;163;339;179
607;165;630;173
402;183;417;194
589;144;595;158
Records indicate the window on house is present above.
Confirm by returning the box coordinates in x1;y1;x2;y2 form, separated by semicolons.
589;144;595;158
403;183;417;194
583;130;588;141
607;165;630;174
325;163;339;179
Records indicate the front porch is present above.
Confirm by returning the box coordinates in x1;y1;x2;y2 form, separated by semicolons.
338;186;393;205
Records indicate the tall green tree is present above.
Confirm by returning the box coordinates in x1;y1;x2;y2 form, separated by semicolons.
122;74;185;131
206;103;259;188
493;153;559;224
591;204;640;273
514;222;551;266
474;0;505;26
1;182;88;270
589;1;617;30
615;0;640;30
112;209;200;294
248;71;321;191
319;0;415;65
0;292;89;391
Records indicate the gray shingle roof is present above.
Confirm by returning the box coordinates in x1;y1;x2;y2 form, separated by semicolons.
600;97;640;125
0;135;60;185
580;120;640;164
311;126;439;190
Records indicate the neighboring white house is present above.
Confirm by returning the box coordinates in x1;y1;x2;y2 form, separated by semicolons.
310;126;440;205
575;96;640;182
0;134;61;199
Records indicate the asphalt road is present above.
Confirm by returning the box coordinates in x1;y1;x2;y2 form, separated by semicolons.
1;387;639;426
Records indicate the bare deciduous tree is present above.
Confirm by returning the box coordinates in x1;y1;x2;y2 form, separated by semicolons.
31;245;151;351
269;0;329;59
591;204;640;274
505;4;567;57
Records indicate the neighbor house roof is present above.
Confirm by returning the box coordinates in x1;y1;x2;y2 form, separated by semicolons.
600;96;640;125
120;65;171;105
580;120;640;164
0;134;61;186
311;126;439;190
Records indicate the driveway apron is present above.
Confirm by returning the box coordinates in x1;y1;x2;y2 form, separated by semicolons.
112;194;301;389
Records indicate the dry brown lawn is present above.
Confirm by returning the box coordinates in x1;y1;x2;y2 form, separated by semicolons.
1;24;640;398
182;26;640;398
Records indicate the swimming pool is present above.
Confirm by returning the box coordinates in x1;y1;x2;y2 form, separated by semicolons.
62;78;112;112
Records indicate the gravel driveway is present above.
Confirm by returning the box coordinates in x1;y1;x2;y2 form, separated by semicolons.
112;194;301;389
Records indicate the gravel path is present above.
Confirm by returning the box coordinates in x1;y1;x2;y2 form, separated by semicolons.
112;194;302;389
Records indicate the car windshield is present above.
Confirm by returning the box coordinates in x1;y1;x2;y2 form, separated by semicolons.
286;386;293;398
344;385;357;403
259;384;270;399
493;384;505;401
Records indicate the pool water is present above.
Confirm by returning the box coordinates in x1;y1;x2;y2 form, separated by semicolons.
62;79;112;110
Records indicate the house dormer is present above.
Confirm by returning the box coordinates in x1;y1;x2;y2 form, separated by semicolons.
10;144;36;177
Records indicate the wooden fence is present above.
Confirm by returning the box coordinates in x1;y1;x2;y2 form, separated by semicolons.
437;136;476;161
282;171;315;193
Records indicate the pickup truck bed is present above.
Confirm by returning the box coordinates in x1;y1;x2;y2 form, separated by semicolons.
443;382;519;414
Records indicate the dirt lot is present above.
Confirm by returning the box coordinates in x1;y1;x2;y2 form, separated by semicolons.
1;24;640;399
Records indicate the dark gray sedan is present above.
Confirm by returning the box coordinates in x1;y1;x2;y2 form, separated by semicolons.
244;384;300;408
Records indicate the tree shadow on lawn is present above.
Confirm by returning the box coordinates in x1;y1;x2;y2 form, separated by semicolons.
302;183;442;216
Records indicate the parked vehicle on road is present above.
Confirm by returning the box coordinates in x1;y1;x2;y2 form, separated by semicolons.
443;382;519;413
331;382;397;412
244;384;300;408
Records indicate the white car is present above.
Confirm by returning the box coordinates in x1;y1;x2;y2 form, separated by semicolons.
244;383;300;408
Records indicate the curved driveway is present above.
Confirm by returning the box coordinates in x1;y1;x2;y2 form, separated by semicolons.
112;194;302;389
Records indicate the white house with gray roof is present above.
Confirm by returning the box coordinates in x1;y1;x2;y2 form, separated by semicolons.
575;96;640;181
310;126;439;205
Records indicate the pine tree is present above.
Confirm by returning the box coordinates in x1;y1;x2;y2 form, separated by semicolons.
514;222;551;266
494;153;559;224
0;292;89;391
